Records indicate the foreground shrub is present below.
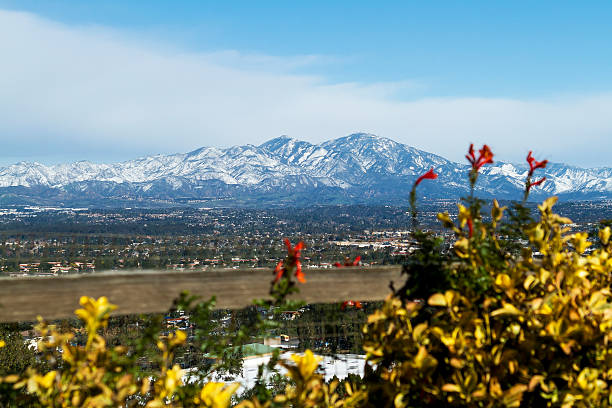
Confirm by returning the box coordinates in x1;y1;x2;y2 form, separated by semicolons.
361;202;612;406
0;296;242;407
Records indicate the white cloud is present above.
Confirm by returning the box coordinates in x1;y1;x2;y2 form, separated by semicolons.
0;9;611;167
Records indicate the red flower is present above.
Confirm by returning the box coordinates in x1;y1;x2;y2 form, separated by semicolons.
527;177;546;193
467;218;474;238
284;238;305;256
414;168;438;187
466;144;494;171
295;261;305;283
284;239;306;283
341;300;363;310
334;255;361;267
526;151;548;176
273;260;284;283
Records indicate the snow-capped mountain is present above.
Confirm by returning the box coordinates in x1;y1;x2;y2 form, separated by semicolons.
0;133;610;207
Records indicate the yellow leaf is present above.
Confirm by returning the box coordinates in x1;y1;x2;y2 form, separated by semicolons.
290;349;322;381
38;371;56;389
529;224;545;244
490;302;522;317
413;346;437;370
75;296;117;336
471;386;487;399
169;329;187;347
437;212;455;229
508;359;518;374
576;368;599;391
442;383;462;393
412;322;428;341
457;204;470;228
3;374;19;383
571;232;591;254
199;382;237;408
491;199;506;223
450;358;464;368
528;375;544;391
428;293;447;307
162;364;184;397
474;325;485;347
394;392;407;408
599;226;611;245
495;274;512;289
538;268;551;284
538;196;558;213
589;291;611;312
489;377;502;397
501;384;527;408
523;275;537;290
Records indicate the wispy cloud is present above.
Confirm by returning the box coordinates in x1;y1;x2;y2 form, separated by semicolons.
0;9;610;167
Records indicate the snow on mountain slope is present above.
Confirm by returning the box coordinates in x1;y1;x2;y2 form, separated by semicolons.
0;133;610;203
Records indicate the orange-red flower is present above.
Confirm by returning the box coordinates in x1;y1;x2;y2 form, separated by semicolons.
284;239;306;283
466;144;494;171
527;177;547;193
467;218;474;238
273;260;284;283
414;168;438;187
526;151;548;176
274;239;306;283
334;255;361;268
295;261;305;283
341;300;363;310
285;238;305;257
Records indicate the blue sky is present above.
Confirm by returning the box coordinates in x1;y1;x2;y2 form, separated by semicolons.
0;1;611;166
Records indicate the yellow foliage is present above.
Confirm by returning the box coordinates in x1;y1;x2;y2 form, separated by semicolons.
195;382;240;408
3;296;359;408
3;296;240;408
288;349;322;382
362;196;612;407
270;349;365;408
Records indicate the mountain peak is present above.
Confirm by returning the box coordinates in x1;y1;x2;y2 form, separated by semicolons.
259;135;298;149
259;135;316;161
323;133;398;147
345;132;379;139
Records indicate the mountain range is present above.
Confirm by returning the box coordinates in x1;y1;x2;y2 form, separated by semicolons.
0;133;610;207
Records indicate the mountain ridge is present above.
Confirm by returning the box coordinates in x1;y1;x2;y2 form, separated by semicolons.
0;133;610;207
